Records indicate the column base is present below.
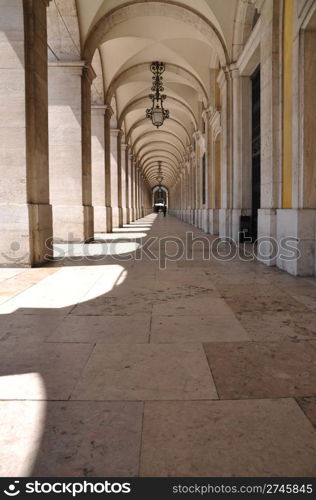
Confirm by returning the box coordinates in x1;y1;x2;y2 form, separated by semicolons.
219;209;232;239
257;208;277;266
201;209;209;233
112;207;120;229
29;203;53;265
276;209;316;276
122;207;127;225
208;209;219;235
118;207;123;228
94;206;108;234
126;207;130;224
106;206;112;233
129;208;135;222
231;209;242;242
52;205;93;243
0;203;53;266
195;209;201;228
84;205;94;242
183;209;189;224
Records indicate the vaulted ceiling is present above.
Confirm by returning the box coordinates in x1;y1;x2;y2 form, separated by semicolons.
48;0;257;189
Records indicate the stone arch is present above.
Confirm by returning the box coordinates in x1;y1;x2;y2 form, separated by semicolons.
143;162;178;183
133;131;185;157
83;1;228;66
118;95;198;130
127;117;190;146
106;62;209;106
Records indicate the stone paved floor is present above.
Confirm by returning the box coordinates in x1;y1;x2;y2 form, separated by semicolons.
0;214;316;477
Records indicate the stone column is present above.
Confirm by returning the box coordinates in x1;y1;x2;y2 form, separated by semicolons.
82;65;95;241
277;2;316;276
132;158;137;221
130;155;135;222
0;0;53;266
218;68;233;239
134;165;139;220
138;168;141;219
140;172;147;217
120;142;128;225
126;149;132;224
135;163;139;219
104;107;113;233
257;4;281;265
211;130;221;235
230;64;242;241
48;61;95;242
109;128;120;228
116;130;124;228
91;106;107;233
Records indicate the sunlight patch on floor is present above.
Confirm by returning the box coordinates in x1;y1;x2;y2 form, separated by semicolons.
0;265;127;313
0;374;46;477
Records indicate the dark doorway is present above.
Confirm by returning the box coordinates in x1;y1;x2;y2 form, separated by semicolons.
251;66;261;241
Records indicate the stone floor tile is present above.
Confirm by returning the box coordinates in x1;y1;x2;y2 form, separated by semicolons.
211;272;270;286
152;296;234;317
71;344;217;401
217;284;286;298
32;402;143;477
204;341;316;399
291;294;316;313
71;297;153;316
0;269;26;282
47;315;150;343
0;401;143;477
0;214;316;478
0;400;47;477
296;397;316;428
140;399;316;477
0;313;66;342
236;311;316;341
225;295;308;314
150;315;249;343
0;343;93;400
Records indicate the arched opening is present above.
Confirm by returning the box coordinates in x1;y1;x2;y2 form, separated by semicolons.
152;185;168;212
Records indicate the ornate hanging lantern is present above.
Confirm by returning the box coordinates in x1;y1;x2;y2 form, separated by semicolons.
156;161;164;185
146;62;169;128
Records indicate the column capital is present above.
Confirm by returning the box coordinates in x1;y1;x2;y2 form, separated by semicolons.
91;104;108;115
83;63;97;84
48;60;85;69
227;63;239;79
193;131;201;141
104;106;114;118
121;143;128;150
48;60;96;83
110;128;122;137
201;106;212;122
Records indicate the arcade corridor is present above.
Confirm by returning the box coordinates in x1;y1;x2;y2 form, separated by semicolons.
1;0;316;481
0;214;315;477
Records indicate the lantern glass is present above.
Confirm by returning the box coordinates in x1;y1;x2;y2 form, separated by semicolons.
152;106;164;127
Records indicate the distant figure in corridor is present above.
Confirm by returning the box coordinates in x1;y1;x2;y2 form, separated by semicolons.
163;205;167;217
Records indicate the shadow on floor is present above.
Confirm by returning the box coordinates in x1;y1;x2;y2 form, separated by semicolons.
0;214;316;477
